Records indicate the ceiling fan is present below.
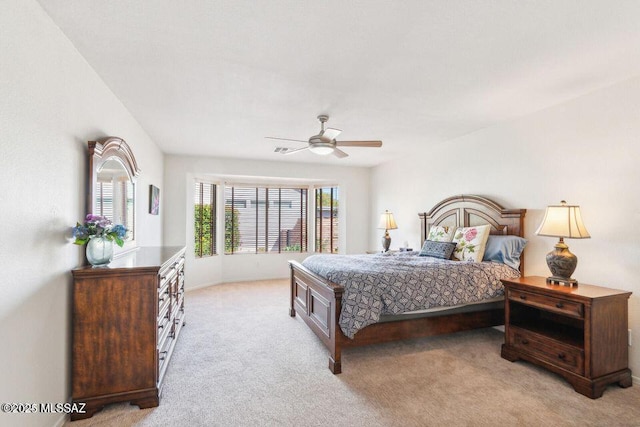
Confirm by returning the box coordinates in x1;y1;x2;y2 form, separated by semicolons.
266;115;382;158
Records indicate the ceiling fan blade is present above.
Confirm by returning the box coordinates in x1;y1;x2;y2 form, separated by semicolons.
335;140;382;147
282;146;309;155
265;137;308;143
321;128;342;141
332;148;349;158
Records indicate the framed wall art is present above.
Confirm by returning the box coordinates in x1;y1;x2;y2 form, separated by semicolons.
149;185;160;215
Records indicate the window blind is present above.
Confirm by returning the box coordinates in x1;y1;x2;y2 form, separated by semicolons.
224;185;308;254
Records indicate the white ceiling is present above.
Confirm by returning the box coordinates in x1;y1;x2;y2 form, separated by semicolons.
38;0;640;167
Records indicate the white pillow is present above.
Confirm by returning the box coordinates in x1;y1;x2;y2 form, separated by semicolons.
426;225;455;242
451;225;491;262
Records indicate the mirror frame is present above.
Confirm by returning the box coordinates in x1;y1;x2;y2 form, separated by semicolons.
88;136;141;252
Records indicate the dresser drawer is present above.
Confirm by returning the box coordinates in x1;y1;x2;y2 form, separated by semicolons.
508;289;584;319
158;257;181;289
508;327;584;375
157;315;172;349
175;255;185;272
158;282;170;309
157;332;173;384
158;296;170;323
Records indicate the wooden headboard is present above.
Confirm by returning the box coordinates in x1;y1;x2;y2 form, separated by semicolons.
418;195;527;269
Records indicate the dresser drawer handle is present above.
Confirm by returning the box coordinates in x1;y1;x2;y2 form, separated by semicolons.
519;295;526;300
158;324;164;329
521;339;529;345
558;353;566;360
556;302;564;308
159;350;168;361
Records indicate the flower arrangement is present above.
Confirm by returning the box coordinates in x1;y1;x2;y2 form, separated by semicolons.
72;214;128;247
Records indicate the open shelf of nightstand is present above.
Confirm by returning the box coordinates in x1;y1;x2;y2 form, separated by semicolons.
509;302;584;349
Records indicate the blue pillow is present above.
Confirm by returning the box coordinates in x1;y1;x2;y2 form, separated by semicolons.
419;240;457;259
482;235;527;270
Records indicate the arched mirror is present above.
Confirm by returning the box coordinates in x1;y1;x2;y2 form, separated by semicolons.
88;137;141;251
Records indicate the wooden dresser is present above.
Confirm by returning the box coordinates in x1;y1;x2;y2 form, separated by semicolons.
501;276;632;398
71;246;186;420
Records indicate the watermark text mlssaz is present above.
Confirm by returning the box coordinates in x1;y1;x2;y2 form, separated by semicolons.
1;402;86;414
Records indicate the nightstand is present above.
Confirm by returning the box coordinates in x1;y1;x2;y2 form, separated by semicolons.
501;276;632;398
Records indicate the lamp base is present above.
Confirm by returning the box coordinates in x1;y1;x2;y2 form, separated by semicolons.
381;231;391;252
546;276;578;287
545;239;578;287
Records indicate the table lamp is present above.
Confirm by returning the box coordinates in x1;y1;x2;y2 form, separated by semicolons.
377;210;398;252
535;200;590;286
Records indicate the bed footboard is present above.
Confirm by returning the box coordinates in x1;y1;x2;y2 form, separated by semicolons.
289;260;344;373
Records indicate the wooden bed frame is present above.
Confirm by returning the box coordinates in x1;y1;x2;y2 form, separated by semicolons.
289;194;526;374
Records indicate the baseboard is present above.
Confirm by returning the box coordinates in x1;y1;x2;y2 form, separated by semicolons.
53;413;68;427
185;281;221;292
186;277;289;292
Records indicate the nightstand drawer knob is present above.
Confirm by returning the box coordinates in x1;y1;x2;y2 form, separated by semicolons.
519;295;526;300
521;339;529;345
556;302;564;308
558;353;566;360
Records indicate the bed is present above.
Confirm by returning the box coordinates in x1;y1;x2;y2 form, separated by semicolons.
289;194;526;373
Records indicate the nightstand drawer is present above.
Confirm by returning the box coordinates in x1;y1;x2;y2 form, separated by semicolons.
509;327;584;375
508;289;584;319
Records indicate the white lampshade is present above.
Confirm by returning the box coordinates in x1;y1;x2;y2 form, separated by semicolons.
535;201;590;239
377;210;398;230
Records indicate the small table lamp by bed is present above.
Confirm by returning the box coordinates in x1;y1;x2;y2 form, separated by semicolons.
535;200;590;286
378;210;398;252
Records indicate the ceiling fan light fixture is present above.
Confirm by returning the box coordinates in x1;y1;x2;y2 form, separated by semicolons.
308;144;334;155
266;115;382;159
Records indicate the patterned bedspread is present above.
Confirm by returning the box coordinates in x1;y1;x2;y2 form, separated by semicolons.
301;252;520;338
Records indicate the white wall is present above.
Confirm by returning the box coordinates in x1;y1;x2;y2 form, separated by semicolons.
0;1;164;426
370;75;640;379
164;155;370;289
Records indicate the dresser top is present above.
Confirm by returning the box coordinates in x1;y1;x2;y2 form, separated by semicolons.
73;246;185;275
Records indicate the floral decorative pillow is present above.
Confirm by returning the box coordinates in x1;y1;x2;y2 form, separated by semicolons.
427;225;455;242
451;225;491;262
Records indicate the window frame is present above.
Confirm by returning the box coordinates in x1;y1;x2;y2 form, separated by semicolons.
194;181;217;258
314;186;339;254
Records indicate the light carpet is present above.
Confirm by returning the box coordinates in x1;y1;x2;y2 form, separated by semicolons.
65;279;640;427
